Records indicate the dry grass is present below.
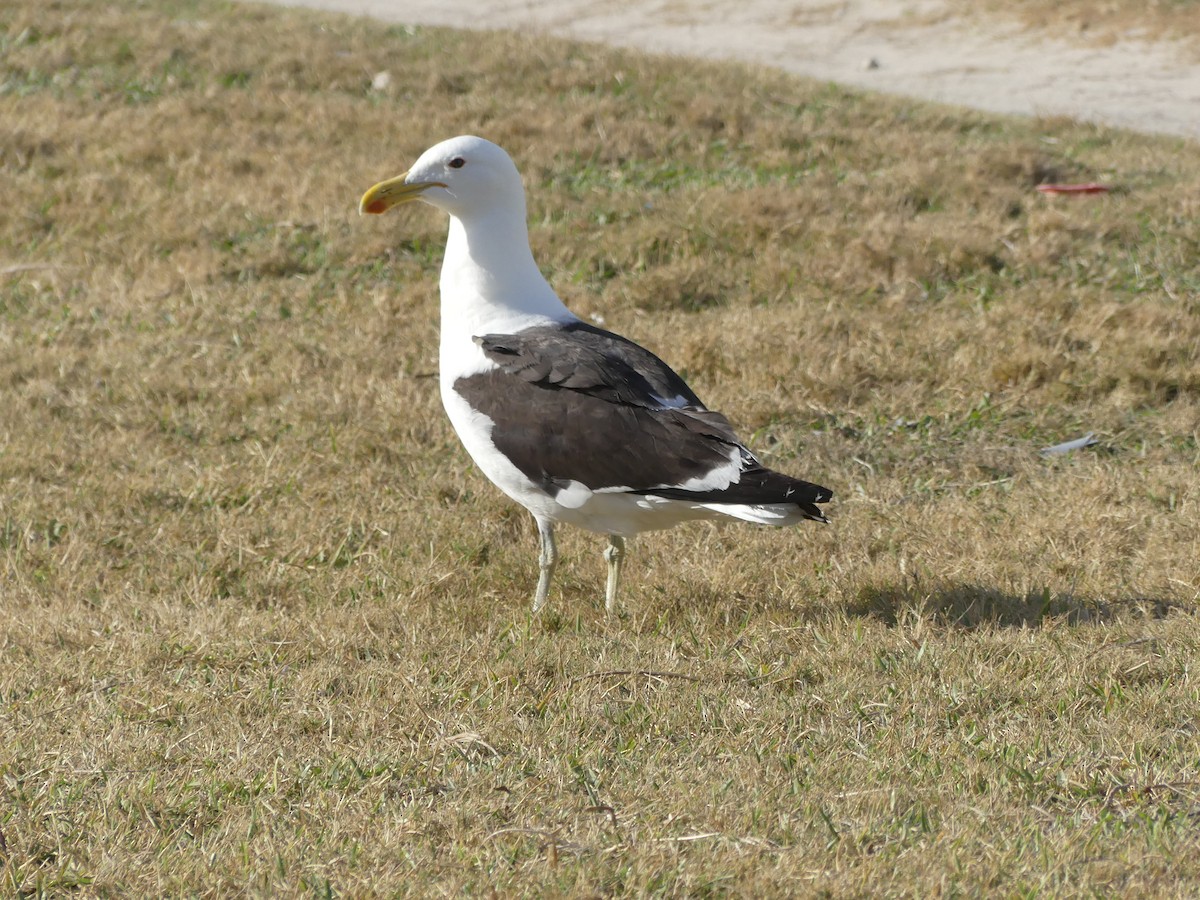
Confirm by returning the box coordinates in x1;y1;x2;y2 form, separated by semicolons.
2;0;1200;895
964;0;1200;48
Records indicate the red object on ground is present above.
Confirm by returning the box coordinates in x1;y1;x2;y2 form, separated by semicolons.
1035;183;1111;195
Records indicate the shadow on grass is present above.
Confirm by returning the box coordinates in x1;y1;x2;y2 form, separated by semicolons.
848;581;1188;629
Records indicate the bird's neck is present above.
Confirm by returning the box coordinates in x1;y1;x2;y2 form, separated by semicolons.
439;208;573;337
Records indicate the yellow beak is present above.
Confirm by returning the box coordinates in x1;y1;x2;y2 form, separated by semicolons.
358;172;446;215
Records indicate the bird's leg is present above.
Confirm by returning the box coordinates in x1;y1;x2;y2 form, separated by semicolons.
603;535;626;614
532;517;557;613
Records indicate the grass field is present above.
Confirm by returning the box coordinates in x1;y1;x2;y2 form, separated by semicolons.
970;0;1200;47
3;0;1199;895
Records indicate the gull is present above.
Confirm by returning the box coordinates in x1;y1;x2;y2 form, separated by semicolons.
360;136;831;613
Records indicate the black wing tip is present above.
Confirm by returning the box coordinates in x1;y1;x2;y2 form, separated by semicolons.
800;483;832;523
793;481;832;506
633;478;833;518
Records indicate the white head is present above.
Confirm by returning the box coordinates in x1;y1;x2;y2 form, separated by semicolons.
360;135;571;327
359;135;526;223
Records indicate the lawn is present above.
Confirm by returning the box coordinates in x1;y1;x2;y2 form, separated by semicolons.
967;0;1200;48
1;0;1199;895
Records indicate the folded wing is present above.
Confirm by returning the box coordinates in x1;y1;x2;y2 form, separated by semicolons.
455;321;831;521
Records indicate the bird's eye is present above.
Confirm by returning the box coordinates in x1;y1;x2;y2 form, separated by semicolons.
448;157;465;169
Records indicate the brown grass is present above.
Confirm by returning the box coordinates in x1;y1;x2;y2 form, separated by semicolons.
963;0;1200;48
2;0;1200;895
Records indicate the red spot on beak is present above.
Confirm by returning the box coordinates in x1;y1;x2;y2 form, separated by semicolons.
364;199;388;214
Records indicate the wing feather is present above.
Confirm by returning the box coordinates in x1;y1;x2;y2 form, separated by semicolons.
459;320;831;520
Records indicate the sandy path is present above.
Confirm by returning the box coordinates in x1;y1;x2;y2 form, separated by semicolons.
262;0;1199;142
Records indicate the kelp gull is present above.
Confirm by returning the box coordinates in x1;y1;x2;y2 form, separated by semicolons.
360;136;831;613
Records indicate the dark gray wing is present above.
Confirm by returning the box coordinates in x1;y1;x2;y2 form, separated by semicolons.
474;320;706;411
459;321;831;519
